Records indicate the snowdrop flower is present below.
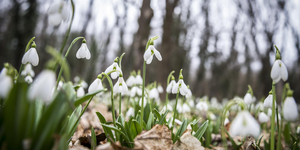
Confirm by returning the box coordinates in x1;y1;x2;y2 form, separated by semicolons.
143;45;162;64
80;80;88;89
230;111;260;138
77;86;85;97
157;85;163;93
105;60;122;79
149;88;159;100
196;101;208;112
283;93;298;121
264;92;276;108
57;81;64;90
135;74;143;85
88;78;104;93
267;108;272;117
188;100;195;108
258;112;269;123
130;86;142;97
175;119;183;125
126;75;135;87
28;70;56;103
166;79;176;93
182;103;191;113
185;87;192;99
270;59;288;84
177;104;183;113
172;79;189;95
22;42;39;66
25;75;33;84
255;102;264;111
76;39;91;60
21;64;35;77
224;118;229;126
0;69;13;98
244;93;254;104
126;107;135;119
48;1;69;26
113;75;128;95
139;97;147;107
209;113;216;120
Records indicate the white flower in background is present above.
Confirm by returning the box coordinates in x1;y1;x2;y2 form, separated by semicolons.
297;126;300;134
76;40;91;60
177;104;183;113
80;80;88;89
48;1;69;26
255;102;264;111
126;107;135;119
0;69;13;98
143;45;162;64
172;79;189;95
283;96;298;121
28;70;56;103
157;85;163;93
182;103;191;113
139;97;147;107
77;86;85;97
130;86;142;97
188;100;195;108
270;59;288;84
258;112;269;123
209;113;216;120
210;97;222;109
244;93;254;104
175;119;183;125
135;74;143;85
113;76;128;95
21;64;35;77
230;111;260;138
57;81;64;90
185;88;192;98
224;118;229;126
149;88;159;100
22;46;39;66
166;80;176;93
196;101;208;112
24;75;33;84
74;76;80;83
105;62;122;79
88;78;103;93
126;75;135;87
263;94;276;108
163;103;173;111
267;108;272;117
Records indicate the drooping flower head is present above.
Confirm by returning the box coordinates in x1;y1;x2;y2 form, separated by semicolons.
270;46;288;83
166;75;176;93
244;85;255;104
258;112;269;123
28;69;56;103
22;42;39;66
48;0;69;26
196;101;208;112
135;70;143;85
0;66;13;98
172;70;189;96
230;111;260;138
88;74;104;94
21;64;35;77
76;86;85;97
149;88;159;100
130;86;142;97
283;90;298;121
143;45;162;64
105;58;122;79
263;91;276;108
76;39;91;60
113;74;128;95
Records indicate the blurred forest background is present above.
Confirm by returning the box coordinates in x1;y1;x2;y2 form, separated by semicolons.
0;0;299;102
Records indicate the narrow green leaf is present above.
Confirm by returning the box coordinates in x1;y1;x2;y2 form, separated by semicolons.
101;124;131;142
173;118;188;143
74;89;106;107
91;127;97;150
257;135;264;147
194;120;209;140
96;112;115;141
133;120;142;135
146;112;154;130
153;108;161;120
158;110;169;125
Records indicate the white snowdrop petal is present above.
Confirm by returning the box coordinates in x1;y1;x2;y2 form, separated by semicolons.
263;95;273;108
258;112;269;123
126;107;134;119
126;76;135;87
122;83;129;95
61;3;69;21
77;87;85;97
283;97;298;121
244;93;253;104
135;75;143;85
146;55;153;64
270;60;280;81
113;81;120;94
104;64;114;74
48;13;63;26
28;48;39;66
182;103;191;113
25;76;33;84
171;82;179;94
48;1;62;14
88;78;103;93
0;75;13;98
224;118;229;125
166;80;175;93
111;72;118;79
280;62;288;81
143;48;152;61
154;49;162;61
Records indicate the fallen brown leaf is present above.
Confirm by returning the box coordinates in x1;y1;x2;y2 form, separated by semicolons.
173;129;205;150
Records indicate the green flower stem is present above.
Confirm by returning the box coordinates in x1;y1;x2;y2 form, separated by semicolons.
171;91;179;138
102;73;116;126
59;0;75;54
149;98;152;113
119;93;122;115
17;37;35;81
56;37;84;89
277;112;282;150
166;71;175;104
140;61;146;128
271;82;276;150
